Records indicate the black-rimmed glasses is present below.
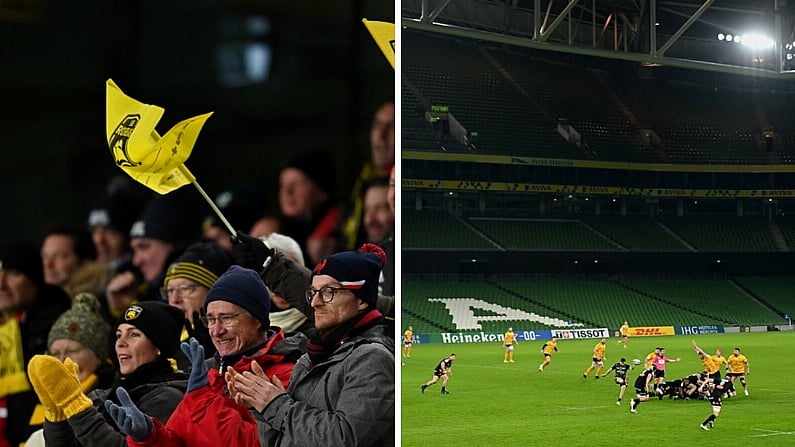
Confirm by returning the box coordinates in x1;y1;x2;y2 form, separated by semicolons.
305;286;350;303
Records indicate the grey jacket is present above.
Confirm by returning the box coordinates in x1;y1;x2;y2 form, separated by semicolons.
258;324;395;446
42;378;187;447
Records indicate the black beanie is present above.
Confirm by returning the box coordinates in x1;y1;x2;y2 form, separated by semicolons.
87;191;142;235
281;149;337;198
0;240;44;286
164;242;232;289
204;265;271;327
117;301;184;358
129;191;201;246
311;243;385;307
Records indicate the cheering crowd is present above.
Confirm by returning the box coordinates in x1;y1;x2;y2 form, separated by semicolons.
0;101;396;447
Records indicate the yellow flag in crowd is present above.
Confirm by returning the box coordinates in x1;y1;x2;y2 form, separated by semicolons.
362;18;395;70
105;79;213;194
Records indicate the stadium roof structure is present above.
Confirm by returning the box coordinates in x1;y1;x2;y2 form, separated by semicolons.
401;0;795;78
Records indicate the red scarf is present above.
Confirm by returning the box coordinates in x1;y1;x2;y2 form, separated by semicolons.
306;309;383;366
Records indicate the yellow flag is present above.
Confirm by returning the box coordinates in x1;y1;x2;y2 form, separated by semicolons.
105;79;212;194
362;19;395;70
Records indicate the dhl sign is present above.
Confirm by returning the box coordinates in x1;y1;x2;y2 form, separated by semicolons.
629;326;675;337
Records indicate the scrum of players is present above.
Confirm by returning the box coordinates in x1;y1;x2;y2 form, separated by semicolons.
608;341;750;430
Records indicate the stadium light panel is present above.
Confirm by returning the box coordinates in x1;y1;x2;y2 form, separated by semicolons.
741;33;775;50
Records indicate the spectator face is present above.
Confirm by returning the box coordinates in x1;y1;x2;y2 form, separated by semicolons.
206;300;263;357
370;101;395;170
269;290;291;311
91;226;128;264
387;168;396;215
131;237;174;283
363;184;393;243
309;275;366;331
115;323;160;375
49;339;101;382
164;278;208;321
41;233;83;286
278;168;328;219
0;268;38;315
249;216;280;238
202;225;234;253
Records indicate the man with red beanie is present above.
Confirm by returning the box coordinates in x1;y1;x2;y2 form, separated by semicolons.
229;244;395;447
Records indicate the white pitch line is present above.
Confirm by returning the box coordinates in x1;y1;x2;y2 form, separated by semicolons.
749;428;795;438
553;405;609;411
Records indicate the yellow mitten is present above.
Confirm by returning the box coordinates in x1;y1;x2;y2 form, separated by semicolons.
27;356;93;420
28;355;66;422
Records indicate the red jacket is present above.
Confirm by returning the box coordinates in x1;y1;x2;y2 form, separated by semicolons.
129;330;295;447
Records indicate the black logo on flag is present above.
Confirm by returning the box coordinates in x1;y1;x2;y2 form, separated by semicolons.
110;114;143;167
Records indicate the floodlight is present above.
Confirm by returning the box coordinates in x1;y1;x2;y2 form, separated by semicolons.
741;33;775;50
726;34;733;42
717;33;725;41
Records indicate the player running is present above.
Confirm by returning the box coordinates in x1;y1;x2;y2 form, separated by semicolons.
422;353;456;395
629;365;655;413
583;338;607;379
538;337;558;372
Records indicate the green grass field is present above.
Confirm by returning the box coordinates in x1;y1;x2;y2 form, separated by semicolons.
400;332;795;446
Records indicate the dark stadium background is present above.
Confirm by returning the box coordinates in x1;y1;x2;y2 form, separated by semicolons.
400;1;795;333
0;1;394;240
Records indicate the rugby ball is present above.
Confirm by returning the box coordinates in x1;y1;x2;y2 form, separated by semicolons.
632;359;641;365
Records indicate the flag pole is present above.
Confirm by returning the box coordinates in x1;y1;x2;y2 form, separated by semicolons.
191;180;238;238
177;164;237;237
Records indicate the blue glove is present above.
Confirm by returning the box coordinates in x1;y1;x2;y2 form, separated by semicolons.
104;387;153;442
182;337;209;392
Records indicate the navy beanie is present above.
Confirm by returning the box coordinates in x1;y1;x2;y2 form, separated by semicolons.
0;240;44;286
311;243;386;307
204;266;271;327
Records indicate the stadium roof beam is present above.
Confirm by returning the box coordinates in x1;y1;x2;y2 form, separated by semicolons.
402;0;795;78
656;0;714;56
537;0;580;43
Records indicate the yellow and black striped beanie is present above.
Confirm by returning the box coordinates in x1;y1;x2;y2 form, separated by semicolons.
164;242;232;289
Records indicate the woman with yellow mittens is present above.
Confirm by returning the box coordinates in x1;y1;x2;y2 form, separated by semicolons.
24;293;116;444
26;300;187;446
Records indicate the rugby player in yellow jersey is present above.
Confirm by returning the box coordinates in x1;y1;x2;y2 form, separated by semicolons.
726;347;750;396
644;347;660;370
503;327;518;363
583;338;607;379
692;340;725;382
618;321;629;348
402;326;414;358
538;336;558;372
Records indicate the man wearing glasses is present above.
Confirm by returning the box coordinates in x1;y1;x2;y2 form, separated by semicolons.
104;265;304;446
229;244;395;447
161;241;233;371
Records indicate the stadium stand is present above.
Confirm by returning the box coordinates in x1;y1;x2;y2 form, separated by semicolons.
400;27;795;335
